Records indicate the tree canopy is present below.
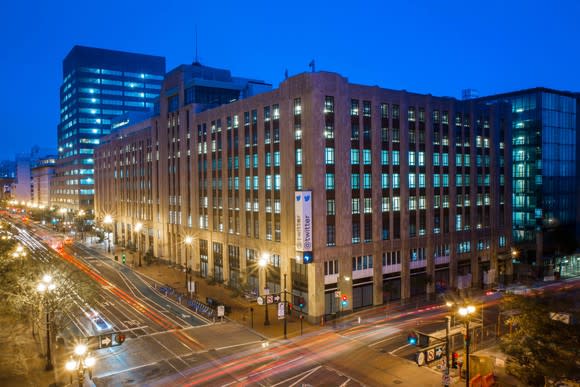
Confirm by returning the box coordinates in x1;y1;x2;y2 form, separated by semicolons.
500;291;580;386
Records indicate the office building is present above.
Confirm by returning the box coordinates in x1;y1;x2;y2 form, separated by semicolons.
52;45;166;212
477;88;579;275
95;71;512;320
31;156;56;207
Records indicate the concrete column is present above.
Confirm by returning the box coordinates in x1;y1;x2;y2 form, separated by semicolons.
207;239;214;279
240;249;248;285
471;254;480;289
222;244;230;285
308;261;325;322
426;241;435;296
373;244;383;305
401;246;411;300
449;250;458;289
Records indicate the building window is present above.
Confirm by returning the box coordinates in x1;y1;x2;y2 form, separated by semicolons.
326;199;336;215
381;173;389;189
351;99;359;116
363;149;372;165
363;101;371;117
351;149;360;165
294;98;302;115
352;198;360;214
325;147;335;164
351;174;360;189
324;96;334;113
363;174;371;189
325;173;335;190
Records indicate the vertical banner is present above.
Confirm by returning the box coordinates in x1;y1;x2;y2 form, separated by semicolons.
295;191;312;252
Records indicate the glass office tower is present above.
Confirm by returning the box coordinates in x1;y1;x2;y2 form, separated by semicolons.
478;88;579;271
53;45;165;212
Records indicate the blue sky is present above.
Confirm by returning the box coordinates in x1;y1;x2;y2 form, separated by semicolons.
1;0;579;159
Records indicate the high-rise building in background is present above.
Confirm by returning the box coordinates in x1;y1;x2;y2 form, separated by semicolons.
52;45;166;213
14;146;54;203
95;71;512;320
31;155;56;207
477;88;580;277
0;160;16;179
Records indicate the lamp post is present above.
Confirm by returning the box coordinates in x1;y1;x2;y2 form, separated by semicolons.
458;304;476;387
65;343;96;387
103;215;113;253
259;255;270;326
135;222;143;267
77;210;85;241
37;274;56;371
59;208;67;233
184;236;193;290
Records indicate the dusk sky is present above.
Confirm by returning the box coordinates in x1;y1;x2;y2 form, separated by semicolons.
1;0;579;160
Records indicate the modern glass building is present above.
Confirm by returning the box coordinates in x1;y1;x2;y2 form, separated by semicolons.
478;88;579;272
52;45;166;212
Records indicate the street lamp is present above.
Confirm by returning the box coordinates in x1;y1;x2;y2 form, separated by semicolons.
77;210;85;241
103;215;113;253
258;254;270;326
37;274;56;371
59;208;67;232
184;236;193;290
458;304;476;386
66;343;96;387
135;222;143;267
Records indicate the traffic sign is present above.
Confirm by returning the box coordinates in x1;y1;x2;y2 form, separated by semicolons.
217;305;225;317
334;291;341;298
427;349;435;362
266;295;274;304
273;295;281;303
257;296;264;305
278;302;285;319
416;351;426;366
100;335;112;348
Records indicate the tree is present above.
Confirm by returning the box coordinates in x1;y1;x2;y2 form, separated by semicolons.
500;292;580;385
0;235;100;336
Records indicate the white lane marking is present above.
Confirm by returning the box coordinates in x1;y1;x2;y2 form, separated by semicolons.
389;343;410;355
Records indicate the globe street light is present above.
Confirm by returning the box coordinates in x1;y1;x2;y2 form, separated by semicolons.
184;236;193;290
458;304;476;387
103;215;113;253
66;343;96;387
258;255;270;326
37;274;56;371
135;222;143;267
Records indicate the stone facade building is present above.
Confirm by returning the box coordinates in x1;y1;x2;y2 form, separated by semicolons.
95;71;513;320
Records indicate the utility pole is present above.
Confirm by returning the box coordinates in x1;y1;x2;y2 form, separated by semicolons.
445;315;451;386
283;274;287;339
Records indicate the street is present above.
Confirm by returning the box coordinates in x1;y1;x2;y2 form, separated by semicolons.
10;218;578;386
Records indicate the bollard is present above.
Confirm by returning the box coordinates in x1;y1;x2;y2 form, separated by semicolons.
358;316;361;324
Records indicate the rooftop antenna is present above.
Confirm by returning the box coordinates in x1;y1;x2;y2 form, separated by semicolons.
194;24;200;65
308;59;316;72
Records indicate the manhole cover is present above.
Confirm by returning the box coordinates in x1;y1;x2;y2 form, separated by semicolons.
393;380;403;384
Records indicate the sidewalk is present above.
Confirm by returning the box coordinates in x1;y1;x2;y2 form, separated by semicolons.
0;312;57;387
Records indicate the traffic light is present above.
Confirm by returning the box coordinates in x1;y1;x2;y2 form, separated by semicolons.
298;298;305;309
115;333;126;345
452;352;459;368
122;254;126;264
407;332;418;345
341;294;348;307
303;251;313;264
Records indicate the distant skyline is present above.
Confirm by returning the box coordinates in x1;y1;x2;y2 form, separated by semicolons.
1;0;579;159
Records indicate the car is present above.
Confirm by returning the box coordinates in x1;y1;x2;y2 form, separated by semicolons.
92;316;111;331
